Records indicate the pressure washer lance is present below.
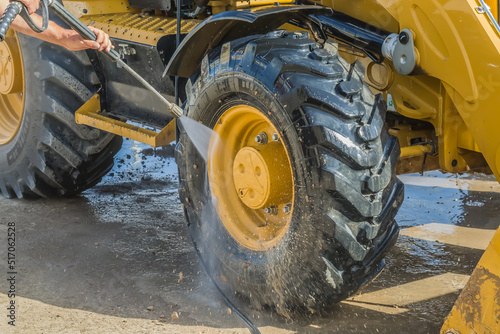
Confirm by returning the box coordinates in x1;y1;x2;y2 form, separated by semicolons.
0;0;183;119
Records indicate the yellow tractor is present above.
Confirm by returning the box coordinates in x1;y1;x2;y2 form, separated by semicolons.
0;0;499;331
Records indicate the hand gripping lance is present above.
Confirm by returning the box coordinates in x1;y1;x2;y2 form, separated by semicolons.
0;0;183;118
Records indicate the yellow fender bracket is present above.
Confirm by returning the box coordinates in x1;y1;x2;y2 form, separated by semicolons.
377;0;500;180
441;227;500;333
75;94;176;148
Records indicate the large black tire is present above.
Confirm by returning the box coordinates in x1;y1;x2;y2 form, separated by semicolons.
0;33;122;199
176;31;404;314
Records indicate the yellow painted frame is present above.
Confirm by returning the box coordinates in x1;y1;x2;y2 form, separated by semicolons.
331;0;500;181
441;226;500;333
75;94;176;147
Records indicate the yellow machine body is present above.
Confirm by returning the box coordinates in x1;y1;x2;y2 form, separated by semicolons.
326;0;500;182
66;0;500;182
441;226;500;333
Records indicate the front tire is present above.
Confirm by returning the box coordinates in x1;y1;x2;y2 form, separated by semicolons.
176;31;404;314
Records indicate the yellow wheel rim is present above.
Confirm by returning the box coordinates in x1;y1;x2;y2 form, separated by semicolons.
0;31;25;145
208;105;294;251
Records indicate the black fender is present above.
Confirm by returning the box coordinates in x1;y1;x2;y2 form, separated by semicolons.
164;5;332;78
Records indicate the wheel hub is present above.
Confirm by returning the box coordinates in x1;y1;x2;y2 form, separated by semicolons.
233;147;270;209
0;31;25;145
208;104;294;251
0;37;22;95
233;144;291;210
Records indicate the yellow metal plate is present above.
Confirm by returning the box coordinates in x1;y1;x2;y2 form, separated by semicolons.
80;13;200;46
441;227;500;333
63;0;138;18
75;94;176;147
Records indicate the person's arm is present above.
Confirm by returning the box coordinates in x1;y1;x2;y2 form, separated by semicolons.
0;0;113;51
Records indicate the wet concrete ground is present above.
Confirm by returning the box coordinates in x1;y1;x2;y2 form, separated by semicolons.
1;138;499;333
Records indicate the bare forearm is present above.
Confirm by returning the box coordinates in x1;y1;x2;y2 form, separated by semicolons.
0;0;69;45
0;0;112;51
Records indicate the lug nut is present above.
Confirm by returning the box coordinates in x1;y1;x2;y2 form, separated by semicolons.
283;203;292;214
265;206;278;215
272;133;279;142
255;132;268;144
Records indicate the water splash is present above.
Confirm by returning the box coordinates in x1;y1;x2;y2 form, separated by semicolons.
179;115;219;161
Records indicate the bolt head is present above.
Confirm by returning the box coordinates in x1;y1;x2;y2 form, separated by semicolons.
399;31;409;45
272;133;279;141
265;206;278;215
255;132;268;144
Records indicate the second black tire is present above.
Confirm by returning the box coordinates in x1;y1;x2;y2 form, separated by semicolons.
0;32;121;199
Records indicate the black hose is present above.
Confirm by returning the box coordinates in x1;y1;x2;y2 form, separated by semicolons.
190;236;262;334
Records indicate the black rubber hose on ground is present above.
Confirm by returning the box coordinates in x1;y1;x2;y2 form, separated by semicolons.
190;236;262;334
